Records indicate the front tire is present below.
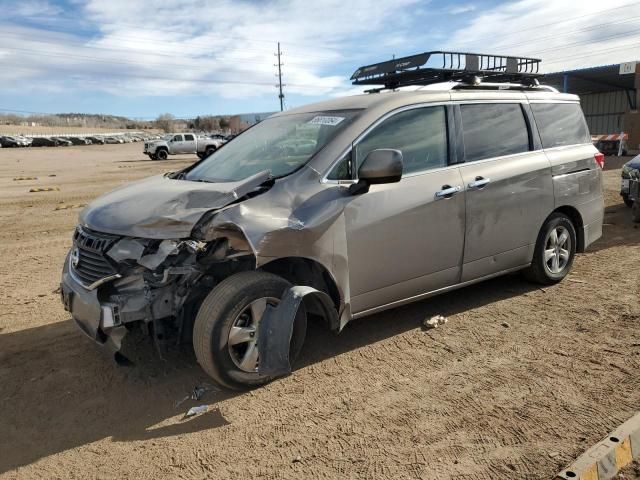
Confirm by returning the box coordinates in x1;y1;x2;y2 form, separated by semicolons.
193;271;307;390
523;213;577;285
156;149;168;160
205;146;216;158
632;201;640;223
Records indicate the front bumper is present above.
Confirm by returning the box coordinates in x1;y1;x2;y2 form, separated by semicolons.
621;176;631;196
60;253;127;353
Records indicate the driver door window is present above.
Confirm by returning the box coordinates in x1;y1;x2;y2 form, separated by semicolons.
355;106;448;175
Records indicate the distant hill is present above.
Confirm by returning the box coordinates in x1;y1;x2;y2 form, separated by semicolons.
237;112;277;125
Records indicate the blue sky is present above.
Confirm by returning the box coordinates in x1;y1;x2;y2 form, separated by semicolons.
0;0;639;119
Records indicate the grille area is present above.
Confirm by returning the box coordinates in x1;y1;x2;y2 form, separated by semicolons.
72;228;119;286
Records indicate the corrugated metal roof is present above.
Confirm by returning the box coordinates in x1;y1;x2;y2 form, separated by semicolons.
543;63;637;94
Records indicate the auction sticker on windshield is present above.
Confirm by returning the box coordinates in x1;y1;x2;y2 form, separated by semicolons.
307;116;345;126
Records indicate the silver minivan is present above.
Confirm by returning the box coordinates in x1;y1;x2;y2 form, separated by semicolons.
60;52;604;389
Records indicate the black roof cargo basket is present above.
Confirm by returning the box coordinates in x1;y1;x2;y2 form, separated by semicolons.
351;51;542;89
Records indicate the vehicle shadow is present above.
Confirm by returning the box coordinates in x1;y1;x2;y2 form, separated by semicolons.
0;323;235;474
0;272;540;474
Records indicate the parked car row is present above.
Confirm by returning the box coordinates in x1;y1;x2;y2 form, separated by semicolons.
0;132;163;148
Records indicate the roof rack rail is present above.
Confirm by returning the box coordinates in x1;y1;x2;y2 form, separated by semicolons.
351;51;542;90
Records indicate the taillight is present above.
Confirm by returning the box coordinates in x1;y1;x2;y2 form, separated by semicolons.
594;152;605;169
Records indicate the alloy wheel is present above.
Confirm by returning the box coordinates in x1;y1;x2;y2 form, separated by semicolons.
543;226;571;274
227;297;279;372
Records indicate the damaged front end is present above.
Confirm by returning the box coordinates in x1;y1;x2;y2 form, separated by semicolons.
60;224;254;363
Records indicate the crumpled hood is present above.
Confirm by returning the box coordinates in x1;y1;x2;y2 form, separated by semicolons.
79;171;272;239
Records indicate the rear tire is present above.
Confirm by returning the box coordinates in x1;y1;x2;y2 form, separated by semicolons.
156;149;168;160
193;271;307;390
622;193;634;208
523;213;577;285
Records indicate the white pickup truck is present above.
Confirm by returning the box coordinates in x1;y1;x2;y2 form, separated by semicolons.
143;134;224;160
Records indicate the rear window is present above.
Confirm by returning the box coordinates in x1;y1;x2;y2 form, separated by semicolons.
460;103;530;161
530;103;591;148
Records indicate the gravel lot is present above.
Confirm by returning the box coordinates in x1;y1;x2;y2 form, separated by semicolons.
0;143;638;479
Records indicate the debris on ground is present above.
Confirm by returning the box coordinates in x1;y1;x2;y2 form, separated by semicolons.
567;277;588;284
13;176;37;181
54;203;86;211
423;315;447;329
185;405;208;418
175;383;220;408
191;383;219;400
29;187;59;192
615;460;640;479
292;455;302;463
501;322;511;328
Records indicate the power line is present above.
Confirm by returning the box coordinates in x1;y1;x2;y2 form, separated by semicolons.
448;0;640;49
487;15;640;52
523;28;640;58
0;26;337;62
1;63;338;91
543;42;640;68
9;11;338;51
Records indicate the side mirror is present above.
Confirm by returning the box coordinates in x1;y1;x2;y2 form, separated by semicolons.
349;149;403;195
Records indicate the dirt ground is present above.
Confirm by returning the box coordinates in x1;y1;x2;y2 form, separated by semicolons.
0;143;638;480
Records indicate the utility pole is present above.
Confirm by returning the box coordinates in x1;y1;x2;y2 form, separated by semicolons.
275;42;285;111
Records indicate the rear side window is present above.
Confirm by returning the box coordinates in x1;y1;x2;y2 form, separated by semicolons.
184;134;195;141
460;103;530;161
355;106;448;175
530;103;591;148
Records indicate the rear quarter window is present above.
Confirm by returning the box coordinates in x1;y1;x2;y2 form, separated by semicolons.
530;103;591;148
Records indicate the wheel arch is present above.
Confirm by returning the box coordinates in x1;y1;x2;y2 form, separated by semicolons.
259;256;342;330
551;205;585;252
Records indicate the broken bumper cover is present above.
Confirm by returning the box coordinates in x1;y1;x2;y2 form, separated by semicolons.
60;253;127;355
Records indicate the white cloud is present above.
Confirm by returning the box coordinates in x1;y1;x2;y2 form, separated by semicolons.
448;4;476;14
445;0;640;72
0;0;421;99
3;0;637;106
10;0;62;16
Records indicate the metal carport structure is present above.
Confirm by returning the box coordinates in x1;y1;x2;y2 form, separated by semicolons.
544;63;639;153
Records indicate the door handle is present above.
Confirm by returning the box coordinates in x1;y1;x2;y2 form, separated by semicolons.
435;185;462;199
468;177;491;189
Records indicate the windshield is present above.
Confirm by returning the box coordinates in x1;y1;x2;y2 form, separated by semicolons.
185;110;360;182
